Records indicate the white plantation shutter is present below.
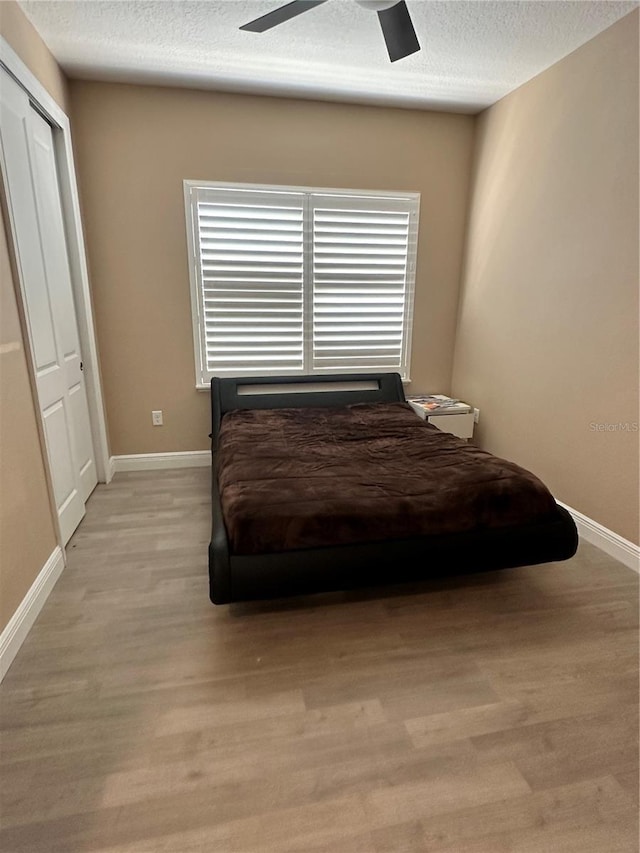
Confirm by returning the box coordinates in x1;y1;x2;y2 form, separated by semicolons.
185;183;419;385
311;194;417;373
189;187;305;377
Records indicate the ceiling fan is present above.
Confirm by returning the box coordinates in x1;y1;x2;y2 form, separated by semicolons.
240;0;420;63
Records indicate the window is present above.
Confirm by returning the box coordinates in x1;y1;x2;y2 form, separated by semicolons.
184;181;419;386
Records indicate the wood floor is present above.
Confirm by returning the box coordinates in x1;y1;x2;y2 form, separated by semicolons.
1;468;638;852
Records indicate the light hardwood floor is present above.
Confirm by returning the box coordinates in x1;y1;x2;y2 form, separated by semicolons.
1;468;638;852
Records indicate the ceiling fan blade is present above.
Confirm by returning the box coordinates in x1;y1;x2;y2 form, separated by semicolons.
240;0;329;33
377;1;420;62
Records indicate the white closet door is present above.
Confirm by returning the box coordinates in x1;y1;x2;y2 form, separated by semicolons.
27;105;98;502
0;70;97;543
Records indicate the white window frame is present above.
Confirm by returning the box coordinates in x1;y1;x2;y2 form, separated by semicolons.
184;180;420;388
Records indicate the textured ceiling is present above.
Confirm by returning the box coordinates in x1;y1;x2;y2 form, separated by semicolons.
19;0;639;112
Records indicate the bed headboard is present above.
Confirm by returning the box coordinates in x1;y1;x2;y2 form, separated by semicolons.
210;372;405;445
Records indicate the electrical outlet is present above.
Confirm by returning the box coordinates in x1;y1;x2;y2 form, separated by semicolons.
152;410;163;426
473;408;480;424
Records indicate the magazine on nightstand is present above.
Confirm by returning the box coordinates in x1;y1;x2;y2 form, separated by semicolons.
407;395;472;417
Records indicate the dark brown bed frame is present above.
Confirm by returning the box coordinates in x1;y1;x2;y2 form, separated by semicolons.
208;373;578;604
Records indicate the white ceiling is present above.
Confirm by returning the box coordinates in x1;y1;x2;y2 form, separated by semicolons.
19;0;638;113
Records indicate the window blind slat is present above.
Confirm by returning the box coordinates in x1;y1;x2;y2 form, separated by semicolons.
313;357;401;368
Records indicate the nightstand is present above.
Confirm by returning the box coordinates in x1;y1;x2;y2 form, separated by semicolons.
407;396;475;440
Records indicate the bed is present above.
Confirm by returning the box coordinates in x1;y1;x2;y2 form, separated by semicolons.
208;372;578;604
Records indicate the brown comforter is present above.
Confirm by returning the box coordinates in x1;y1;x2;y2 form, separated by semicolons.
217;402;558;555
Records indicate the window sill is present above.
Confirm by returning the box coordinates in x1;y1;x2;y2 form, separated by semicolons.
196;377;411;391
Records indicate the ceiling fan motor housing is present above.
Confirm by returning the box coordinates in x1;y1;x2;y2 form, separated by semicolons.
354;1;401;10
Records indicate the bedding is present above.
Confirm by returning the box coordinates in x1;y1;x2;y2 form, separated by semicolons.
217;401;558;555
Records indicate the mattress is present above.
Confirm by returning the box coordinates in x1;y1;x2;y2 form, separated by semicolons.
217;401;559;556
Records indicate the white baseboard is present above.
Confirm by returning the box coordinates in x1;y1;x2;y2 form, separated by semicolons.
558;501;639;573
0;546;65;682
111;451;211;472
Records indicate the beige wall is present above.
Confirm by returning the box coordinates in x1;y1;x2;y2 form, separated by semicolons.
0;209;58;630
69;82;475;454
452;11;639;544
0;1;64;631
